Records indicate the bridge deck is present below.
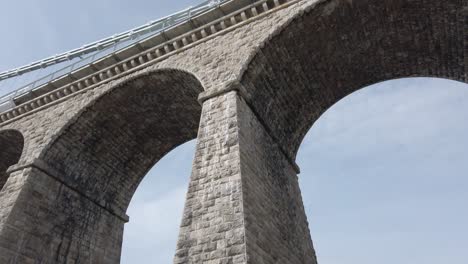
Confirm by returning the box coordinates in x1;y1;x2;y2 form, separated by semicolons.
0;0;277;113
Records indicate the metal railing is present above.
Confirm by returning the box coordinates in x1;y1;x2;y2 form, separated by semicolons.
0;0;228;112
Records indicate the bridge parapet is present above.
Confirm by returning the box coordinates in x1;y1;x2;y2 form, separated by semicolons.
0;0;298;126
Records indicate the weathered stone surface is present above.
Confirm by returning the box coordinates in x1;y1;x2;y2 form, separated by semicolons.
0;167;124;263
241;0;468;160
237;94;316;264
175;91;247;264
0;130;23;189
0;69;204;262
0;0;466;262
175;90;315;264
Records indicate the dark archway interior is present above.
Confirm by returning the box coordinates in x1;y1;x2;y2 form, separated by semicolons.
0;130;24;190
41;70;203;214
241;0;467;160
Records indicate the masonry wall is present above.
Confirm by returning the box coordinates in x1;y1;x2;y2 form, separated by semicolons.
236;96;316;263
174;90;316;263
174;91;247;263
0;70;203;263
0;130;23;189
241;0;468;159
0;167;124;263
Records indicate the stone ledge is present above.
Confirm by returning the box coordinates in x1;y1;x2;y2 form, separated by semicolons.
198;81;301;174
197;80;250;104
8;159;130;223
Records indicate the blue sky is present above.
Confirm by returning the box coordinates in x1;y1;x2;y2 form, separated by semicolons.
1;1;467;264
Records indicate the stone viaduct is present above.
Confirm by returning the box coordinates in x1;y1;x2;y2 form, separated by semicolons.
0;0;466;262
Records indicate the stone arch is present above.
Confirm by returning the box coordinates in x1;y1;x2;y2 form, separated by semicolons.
0;129;24;190
294;77;468;262
239;0;467;159
38;69;204;216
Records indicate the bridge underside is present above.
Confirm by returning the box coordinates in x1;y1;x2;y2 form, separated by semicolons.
241;0;467;160
0;0;466;263
0;70;203;262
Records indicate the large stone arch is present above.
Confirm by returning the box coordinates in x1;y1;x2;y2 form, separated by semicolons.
0;69;204;263
0;129;24;190
239;0;467;160
39;68;203;216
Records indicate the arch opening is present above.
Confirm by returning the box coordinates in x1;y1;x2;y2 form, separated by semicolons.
116;77;468;263
121;139;196;263
296;77;468;263
41;69;203;217
0;129;24;190
238;0;468;262
240;0;467;159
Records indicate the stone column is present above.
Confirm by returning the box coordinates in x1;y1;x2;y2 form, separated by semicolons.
174;89;317;263
0;161;126;263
